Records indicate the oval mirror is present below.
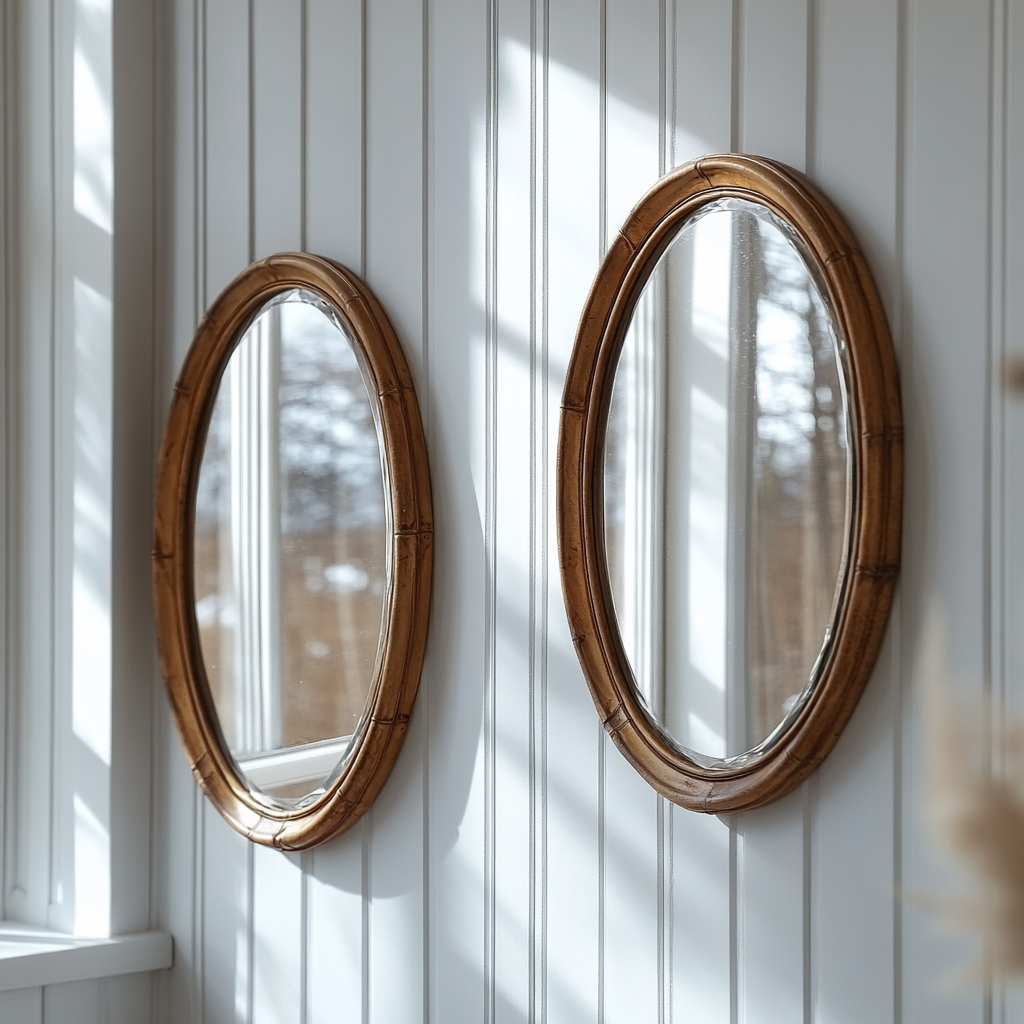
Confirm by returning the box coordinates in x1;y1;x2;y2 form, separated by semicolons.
559;156;901;812
154;253;432;848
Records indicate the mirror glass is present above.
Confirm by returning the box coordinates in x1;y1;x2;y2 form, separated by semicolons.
604;198;853;767
193;289;387;803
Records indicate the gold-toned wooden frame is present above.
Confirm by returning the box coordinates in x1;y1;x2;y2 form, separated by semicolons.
558;155;902;813
153;253;432;849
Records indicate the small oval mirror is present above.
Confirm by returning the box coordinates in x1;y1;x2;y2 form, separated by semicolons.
155;253;432;848
604;198;852;767
559;156;902;812
194;288;387;803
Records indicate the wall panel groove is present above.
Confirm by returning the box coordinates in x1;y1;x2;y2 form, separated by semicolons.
484;0;497;1019
419;1;432;1021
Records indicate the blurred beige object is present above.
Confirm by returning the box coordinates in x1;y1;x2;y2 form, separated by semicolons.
923;364;1024;979
925;674;1024;979
1005;353;1024;396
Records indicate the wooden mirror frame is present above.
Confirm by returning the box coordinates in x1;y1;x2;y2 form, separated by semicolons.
153;252;432;849
558;155;902;813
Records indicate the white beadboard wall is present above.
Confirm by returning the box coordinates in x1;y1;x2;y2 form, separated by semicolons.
137;1;1023;1023
0;976;153;1024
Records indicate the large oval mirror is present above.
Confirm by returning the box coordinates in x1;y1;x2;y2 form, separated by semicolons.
155;253;432;848
604;197;851;766
559;156;901;812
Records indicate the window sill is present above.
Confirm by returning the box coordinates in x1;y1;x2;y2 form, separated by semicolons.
0;924;172;992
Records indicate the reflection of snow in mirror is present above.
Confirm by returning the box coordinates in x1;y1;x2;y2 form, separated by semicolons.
195;592;237;629
324;562;370;593
305;640;329;659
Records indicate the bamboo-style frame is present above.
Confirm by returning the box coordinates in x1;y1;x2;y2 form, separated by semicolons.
558;155;902;813
153;253;432;848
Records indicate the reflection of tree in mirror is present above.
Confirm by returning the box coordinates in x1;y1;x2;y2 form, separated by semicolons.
602;199;853;762
195;293;386;535
747;210;851;751
192;290;388;780
278;298;385;534
753;216;848;507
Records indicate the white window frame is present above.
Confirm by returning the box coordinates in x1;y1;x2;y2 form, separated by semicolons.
0;0;169;988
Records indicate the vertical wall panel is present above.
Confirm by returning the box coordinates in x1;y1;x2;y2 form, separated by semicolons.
811;3;900;1024
737;790;809;1024
0;0;11;926
671;0;733;163
152;0;200;1016
666;10;734;1024
531;7;551;1019
153;753;199;1024
604;0;662;241
1001;0;1024;720
110;0;158;939
493;2;534;1019
203;0;250;298
426;0;488;1019
544;3;602;1021
668;809;731;1024
365;0;427;1020
304;0;363;266
301;5;368;1023
252;0;303;259
10;0;57;928
738;0;809;166
252;851;303;1024
198;5;255;1021
307;843;365;1024
43;979;100;1024
201;806;251;1024
733;5;811;1023
902;2;993;1022
99;974;153;1024
0;987;42;1024
248;6;306;1018
602;2;663;1021
998;3;1022;1020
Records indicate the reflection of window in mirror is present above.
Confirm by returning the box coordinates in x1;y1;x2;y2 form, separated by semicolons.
194;291;387;801
605;200;851;764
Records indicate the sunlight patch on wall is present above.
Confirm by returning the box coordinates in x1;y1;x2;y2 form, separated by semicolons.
72;276;112;767
73;794;110;935
73;0;112;234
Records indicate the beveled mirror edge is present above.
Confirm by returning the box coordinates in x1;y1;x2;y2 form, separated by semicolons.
558;154;902;813
153;252;433;849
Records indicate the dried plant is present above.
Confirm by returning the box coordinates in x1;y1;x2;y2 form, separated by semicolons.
1006;353;1024;397
924;672;1024;980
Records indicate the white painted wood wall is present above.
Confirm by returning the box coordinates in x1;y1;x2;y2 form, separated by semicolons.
5;0;1023;1021
0;977;153;1024
150;1;1024;1021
